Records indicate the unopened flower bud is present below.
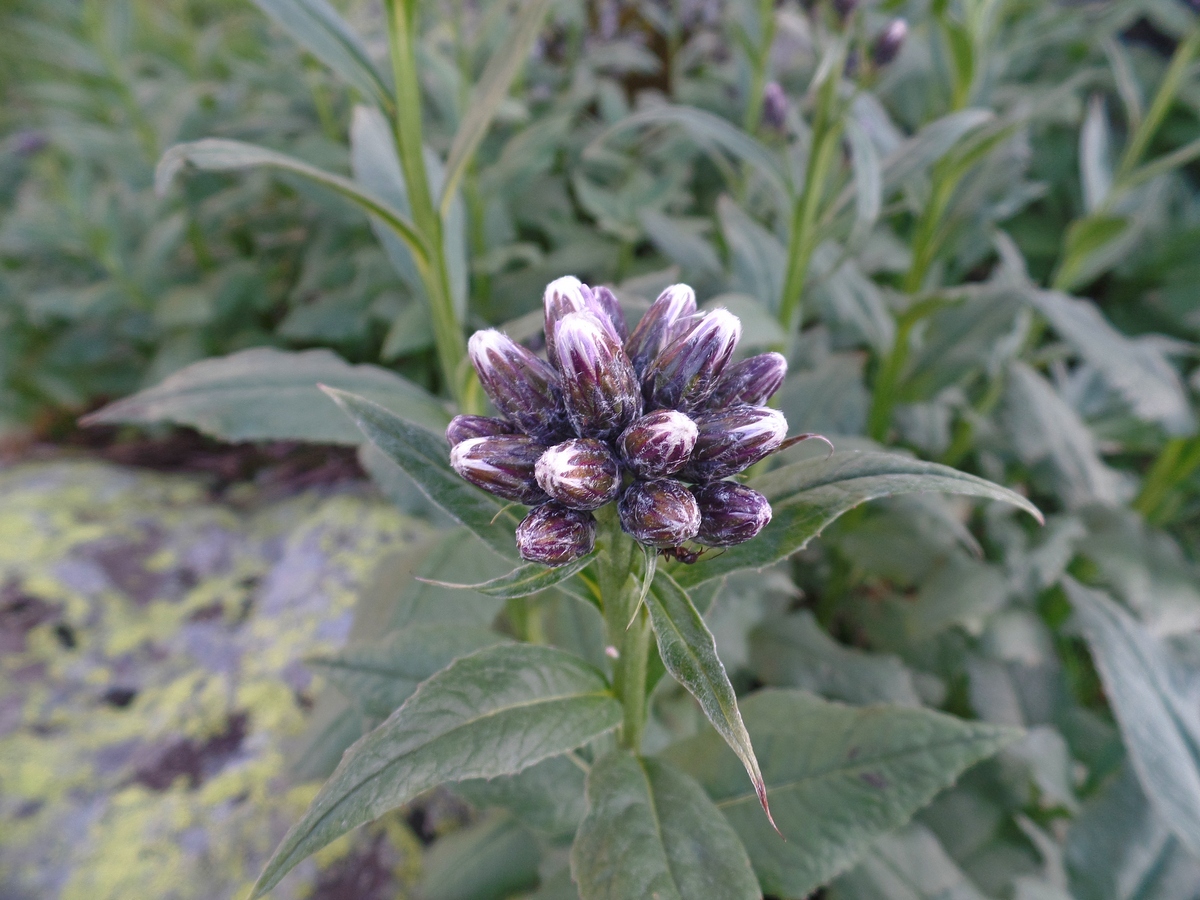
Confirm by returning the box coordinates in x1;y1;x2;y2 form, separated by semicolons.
591;285;628;341
618;479;701;548
625;284;698;376
872;19;907;66
446;415;515;446
469;330;572;444
535;439;621;510
762;82;788;131
692;482;773;546
682;406;788;482
617;410;698;478
555;312;643;439
832;0;857;23
516;503;596;566
544;276;623;366
707;352;787;408
450;435;548;504
643;308;742;413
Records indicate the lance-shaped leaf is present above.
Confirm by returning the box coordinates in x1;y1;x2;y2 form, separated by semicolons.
440;0;556;217
321;387;520;559
155;139;430;265
673;450;1042;588
252;644;622;897
419;552;598;599
1065;579;1200;858
663;689;1020;898
308;624;509;719
81;347;449;442
250;0;393;111
571;751;760;900
645;572;774;829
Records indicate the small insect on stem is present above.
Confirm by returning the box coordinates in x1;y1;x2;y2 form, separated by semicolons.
658;545;723;565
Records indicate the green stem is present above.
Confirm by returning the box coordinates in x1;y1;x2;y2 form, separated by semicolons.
779;49;846;333
741;0;777;134
385;0;468;402
615;611;652;751
1134;436;1200;525
1116;28;1200;183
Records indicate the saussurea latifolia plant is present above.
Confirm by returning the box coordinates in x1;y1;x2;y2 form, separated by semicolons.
448;277;821;568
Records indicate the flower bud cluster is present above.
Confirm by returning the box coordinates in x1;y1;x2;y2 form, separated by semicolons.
449;278;806;566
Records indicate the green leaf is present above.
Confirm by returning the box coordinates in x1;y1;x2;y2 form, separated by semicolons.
420;552;598;599
645;572;774;828
252;643;622;897
570;752;760;900
1079;95;1113;212
321;387;521;559
418;812;542;900
664;689;1020;898
673;450;1042;588
81;347;449;443
590;104;791;201
455;755;587;841
155;139;429;264
439;0;555;217
250;0;393;111
307;624;509;719
1065;579;1200;859
831;824;992;900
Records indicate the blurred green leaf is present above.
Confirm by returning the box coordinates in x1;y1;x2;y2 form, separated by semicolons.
420;553;598;599
664;690;1020;898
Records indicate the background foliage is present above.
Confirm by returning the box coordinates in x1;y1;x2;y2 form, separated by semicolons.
3;0;1200;898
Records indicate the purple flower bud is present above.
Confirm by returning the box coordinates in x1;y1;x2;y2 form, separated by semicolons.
469;329;572;443
872;19;907;66
617;410;698;478
591;285;629;342
643;308;742;413
692;482;773;546
544;276;623;366
682;406;788;482
707;352;787;408
833;0;857;22
535;438;621;510
450;435;549;504
446;415;516;446
555;312;643;439
625;284;698;377
618;479;701;548
762;82;788;131
516;503;596;566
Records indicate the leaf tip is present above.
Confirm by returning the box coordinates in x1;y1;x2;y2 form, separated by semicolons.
756;778;784;839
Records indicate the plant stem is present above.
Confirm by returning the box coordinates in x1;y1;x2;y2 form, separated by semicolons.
779;44;846;333
615;610;652;751
385;0;468;402
741;0;777;134
1116;27;1200;182
1134;436;1200;525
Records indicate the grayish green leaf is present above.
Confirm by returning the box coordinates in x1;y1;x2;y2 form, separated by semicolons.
456;755;587;842
830;824;993;900
155;139;428;262
321;387;521;559
308;624;509;719
665;690;1019;898
750;611;922;707
1065;579;1200;860
673;451;1042;589
418;812;542;900
718;194;785;312
1080;95;1113;213
646;572;772;827
570;751;760;900
638;209;723;278
82;347;449;442
252;643;622;896
250;0;392;110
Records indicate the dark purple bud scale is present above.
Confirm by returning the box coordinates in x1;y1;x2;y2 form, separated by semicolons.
535;438;621;511
618;479;701;548
872;19;907;66
625;284;697;377
555;312;643;440
450;435;548;505
446;415;516;446
618;410;698;478
762;82;788;130
516;503;596;566
469;330;572;444
683;406;788;482
643;308;741;413
707;352;787;409
591;285;628;342
692;482;773;547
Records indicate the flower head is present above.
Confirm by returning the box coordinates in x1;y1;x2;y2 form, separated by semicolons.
453;279;825;565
